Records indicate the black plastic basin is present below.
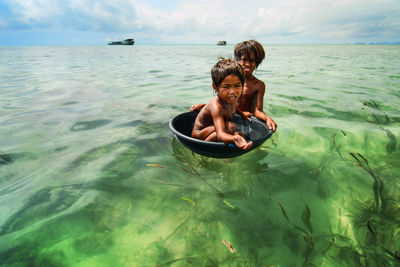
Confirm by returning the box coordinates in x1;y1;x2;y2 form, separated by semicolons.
169;111;273;158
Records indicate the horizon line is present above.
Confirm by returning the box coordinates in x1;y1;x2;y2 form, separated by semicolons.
1;41;400;47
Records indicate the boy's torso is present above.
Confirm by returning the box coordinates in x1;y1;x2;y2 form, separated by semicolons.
238;76;264;112
195;97;234;129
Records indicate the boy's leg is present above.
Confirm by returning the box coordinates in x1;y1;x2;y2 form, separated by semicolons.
205;132;217;141
192;121;237;142
227;122;247;138
203;122;235;141
192;126;217;141
225;121;237;134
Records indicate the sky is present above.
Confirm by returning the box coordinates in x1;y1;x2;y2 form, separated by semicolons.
0;0;399;45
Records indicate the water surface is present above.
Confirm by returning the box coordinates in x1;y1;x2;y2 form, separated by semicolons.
0;44;399;266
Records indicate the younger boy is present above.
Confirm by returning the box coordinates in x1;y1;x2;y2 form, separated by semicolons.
191;59;253;150
190;40;277;132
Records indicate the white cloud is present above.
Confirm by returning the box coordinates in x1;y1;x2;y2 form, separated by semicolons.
9;0;62;23
1;0;399;43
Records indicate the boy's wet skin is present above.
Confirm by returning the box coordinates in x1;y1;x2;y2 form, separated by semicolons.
237;54;260;113
191;59;253;150
192;74;241;141
234;41;277;132
190;40;277;132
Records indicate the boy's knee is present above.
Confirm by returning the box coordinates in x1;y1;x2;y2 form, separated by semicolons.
226;122;237;133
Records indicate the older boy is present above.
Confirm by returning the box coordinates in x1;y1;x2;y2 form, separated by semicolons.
192;59;253;150
235;40;277;131
190;40;277;132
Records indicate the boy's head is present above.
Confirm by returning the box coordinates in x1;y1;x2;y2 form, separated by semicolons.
211;58;244;89
234;40;265;68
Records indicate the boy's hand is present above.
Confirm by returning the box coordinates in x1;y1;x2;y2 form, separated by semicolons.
241;111;253;122
189;104;205;111
233;134;253;150
265;116;277;132
254;110;276;132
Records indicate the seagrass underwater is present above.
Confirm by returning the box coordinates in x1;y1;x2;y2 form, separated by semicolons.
0;44;399;266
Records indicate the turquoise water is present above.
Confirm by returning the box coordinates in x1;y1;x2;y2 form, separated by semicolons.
0;44;399;266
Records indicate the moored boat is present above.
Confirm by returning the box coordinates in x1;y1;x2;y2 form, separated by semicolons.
108;39;135;45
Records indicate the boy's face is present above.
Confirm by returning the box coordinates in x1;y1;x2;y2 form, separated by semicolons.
213;74;243;104
238;53;256;76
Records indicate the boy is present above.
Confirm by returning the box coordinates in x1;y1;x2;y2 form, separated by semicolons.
190;40;277;132
192;58;253;150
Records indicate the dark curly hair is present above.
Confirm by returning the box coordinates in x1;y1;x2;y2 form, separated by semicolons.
234;40;265;68
211;58;244;88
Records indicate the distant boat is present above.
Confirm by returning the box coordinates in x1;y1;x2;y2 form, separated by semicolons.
108;39;135;45
217;41;227;46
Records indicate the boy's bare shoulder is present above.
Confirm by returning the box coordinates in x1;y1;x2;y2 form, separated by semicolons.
204;96;222;113
254;76;265;87
248;76;265;91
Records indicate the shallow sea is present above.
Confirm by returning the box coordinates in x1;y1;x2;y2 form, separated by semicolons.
0;44;399;266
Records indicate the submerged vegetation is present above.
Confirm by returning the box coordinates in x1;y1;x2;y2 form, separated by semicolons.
0;45;399;266
271;148;400;266
349;152;400;265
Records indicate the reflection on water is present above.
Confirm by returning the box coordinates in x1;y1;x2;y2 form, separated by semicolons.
0;45;399;266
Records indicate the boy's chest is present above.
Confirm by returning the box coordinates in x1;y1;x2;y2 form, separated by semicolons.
241;85;258;99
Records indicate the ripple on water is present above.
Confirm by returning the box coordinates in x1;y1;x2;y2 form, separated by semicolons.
70;120;112;131
0;45;399;266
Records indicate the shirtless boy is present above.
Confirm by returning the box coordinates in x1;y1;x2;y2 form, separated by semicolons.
191;40;277;132
191;58;253;150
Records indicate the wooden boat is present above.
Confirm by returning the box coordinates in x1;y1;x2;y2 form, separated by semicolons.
217;41;227;46
169;111;273;158
108;39;135;45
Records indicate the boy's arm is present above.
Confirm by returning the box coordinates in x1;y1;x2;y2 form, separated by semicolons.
254;81;266;115
255;107;277;132
254;81;277;132
210;105;234;143
236;105;252;121
189;103;206;111
210;104;252;149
